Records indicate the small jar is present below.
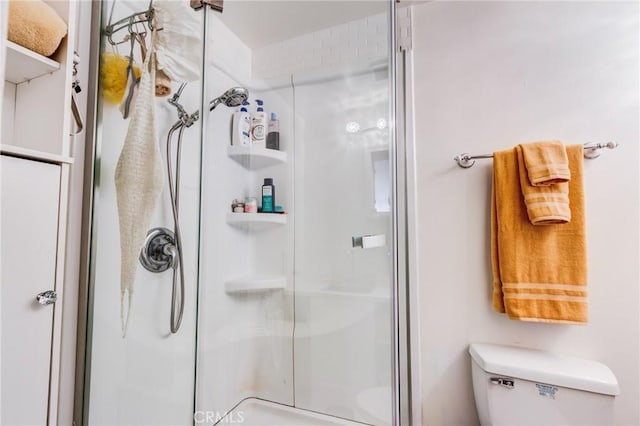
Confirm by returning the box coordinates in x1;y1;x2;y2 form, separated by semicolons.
231;199;245;213
244;197;258;213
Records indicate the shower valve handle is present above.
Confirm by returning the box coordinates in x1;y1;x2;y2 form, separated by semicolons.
140;227;178;273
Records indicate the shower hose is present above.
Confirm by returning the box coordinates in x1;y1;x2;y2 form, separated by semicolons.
166;121;186;334
162;82;240;333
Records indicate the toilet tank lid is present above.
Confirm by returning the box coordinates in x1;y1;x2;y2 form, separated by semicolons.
469;343;620;396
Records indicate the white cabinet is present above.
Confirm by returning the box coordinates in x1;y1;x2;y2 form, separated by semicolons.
0;155;62;425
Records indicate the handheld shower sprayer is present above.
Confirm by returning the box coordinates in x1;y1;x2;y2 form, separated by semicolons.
209;87;249;111
141;84;250;335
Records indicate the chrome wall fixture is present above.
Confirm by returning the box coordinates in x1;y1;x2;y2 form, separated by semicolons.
454;141;619;169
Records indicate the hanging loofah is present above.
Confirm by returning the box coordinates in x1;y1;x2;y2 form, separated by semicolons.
100;52;141;105
155;69;172;97
114;36;164;337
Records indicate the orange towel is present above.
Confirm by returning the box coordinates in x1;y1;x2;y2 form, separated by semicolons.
520;141;571;186
518;145;571;225
491;145;587;324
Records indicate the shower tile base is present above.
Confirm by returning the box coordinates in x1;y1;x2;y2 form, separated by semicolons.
217;398;371;426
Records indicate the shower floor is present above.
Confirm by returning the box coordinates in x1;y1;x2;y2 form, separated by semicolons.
217;398;370;426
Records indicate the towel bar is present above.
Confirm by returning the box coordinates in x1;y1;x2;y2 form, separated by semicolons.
454;141;619;169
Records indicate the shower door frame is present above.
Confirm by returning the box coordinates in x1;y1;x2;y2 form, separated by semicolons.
72;1;102;424
72;1;416;425
389;2;414;424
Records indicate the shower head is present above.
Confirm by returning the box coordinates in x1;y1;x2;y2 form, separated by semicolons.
209;87;249;111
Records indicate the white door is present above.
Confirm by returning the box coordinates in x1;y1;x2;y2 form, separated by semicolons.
1;154;61;425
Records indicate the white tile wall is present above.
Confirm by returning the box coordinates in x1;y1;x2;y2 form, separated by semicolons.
252;13;389;80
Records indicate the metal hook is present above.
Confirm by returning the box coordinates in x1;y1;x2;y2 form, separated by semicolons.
104;5;160;47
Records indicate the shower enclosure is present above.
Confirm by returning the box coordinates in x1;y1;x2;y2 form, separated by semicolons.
78;1;409;425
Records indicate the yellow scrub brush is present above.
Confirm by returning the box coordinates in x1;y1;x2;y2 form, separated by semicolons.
100;52;141;105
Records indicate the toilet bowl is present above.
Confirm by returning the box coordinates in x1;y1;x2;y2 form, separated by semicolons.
469;343;619;426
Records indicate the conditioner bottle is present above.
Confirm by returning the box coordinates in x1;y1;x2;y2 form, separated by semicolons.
266;112;280;150
251;99;267;148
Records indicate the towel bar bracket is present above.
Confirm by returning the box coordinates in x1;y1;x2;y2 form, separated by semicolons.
583;141;619;159
453;153;493;169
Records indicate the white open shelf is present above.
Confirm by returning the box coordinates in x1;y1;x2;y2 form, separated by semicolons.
5;41;61;84
226;212;287;228
227;145;287;169
0;144;73;165
225;275;287;294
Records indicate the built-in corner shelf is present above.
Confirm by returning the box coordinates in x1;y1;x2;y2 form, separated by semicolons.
225;275;286;294
227;145;287;169
5;41;61;84
226;212;287;229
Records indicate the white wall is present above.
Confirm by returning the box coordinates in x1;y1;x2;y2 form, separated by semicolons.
410;2;639;424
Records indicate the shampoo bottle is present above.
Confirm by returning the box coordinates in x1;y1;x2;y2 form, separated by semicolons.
231;101;251;146
266;112;280;150
251;99;267;148
261;178;275;213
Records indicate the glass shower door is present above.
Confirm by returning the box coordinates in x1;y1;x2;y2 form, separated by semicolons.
195;3;395;425
84;1;205;424
292;64;393;425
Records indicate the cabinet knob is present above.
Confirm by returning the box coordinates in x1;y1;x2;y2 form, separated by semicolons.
36;290;57;306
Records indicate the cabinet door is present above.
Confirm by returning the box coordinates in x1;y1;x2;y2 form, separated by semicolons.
1;155;61;425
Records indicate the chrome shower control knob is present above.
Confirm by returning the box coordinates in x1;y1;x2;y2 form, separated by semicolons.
36;290;57;306
139;227;177;273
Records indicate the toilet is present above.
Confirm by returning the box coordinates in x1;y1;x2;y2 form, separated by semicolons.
469;343;620;425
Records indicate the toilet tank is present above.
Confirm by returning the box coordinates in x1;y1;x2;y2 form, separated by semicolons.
469;343;620;426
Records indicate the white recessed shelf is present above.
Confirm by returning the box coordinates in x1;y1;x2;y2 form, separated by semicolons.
225;275;286;294
227;145;287;169
5;41;61;84
226;212;287;228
